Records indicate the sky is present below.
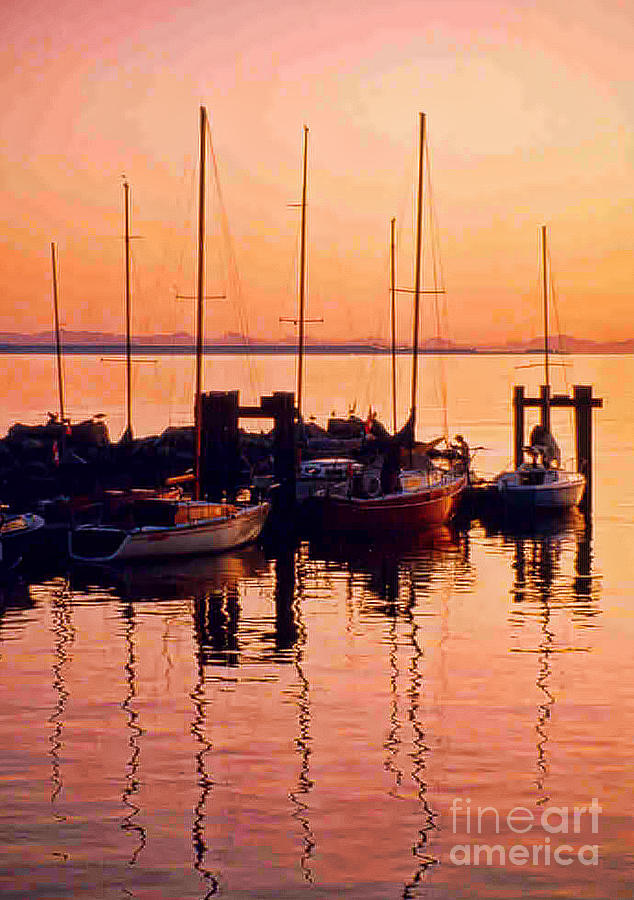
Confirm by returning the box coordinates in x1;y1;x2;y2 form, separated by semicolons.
0;0;631;344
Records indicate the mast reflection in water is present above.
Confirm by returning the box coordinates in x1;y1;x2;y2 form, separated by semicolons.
0;492;626;900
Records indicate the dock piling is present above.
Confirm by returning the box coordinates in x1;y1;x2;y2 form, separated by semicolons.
511;383;603;512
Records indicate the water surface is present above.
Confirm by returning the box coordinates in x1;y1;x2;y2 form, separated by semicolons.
0;353;631;899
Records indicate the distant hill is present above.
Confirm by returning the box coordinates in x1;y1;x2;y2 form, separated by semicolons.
487;334;634;354
0;330;632;353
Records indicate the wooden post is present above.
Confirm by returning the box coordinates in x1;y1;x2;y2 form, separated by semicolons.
263;391;296;507
274;543;298;651
200;390;239;500
574;385;593;512
574;522;592;597
513;385;525;469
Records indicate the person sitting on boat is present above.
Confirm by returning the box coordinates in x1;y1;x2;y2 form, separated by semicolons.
528;425;561;469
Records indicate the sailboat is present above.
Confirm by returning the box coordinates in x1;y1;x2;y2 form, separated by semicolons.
496;226;585;511
69;107;270;563
310;114;467;533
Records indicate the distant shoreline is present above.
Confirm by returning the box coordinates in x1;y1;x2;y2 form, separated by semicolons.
0;343;631;356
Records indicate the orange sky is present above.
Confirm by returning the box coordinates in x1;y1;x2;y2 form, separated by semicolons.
0;0;631;344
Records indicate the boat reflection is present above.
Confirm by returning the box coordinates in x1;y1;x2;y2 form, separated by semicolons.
190;651;220;898
402;580;440;896
288;546;315;882
41;527;473;893
74;544;269;603
304;528;467;893
384;614;404;799
48;578;74;830
306;525;464;616
119;601;147;865
0;578;34;618
506;509;601;805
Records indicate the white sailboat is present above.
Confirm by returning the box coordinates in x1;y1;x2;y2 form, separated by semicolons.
496;226;585;511
69;107;270;563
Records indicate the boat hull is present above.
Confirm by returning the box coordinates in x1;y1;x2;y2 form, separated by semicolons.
497;473;585;511
0;513;45;572
69;502;270;563
309;474;467;534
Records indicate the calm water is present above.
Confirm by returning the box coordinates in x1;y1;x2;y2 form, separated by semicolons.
0;353;632;899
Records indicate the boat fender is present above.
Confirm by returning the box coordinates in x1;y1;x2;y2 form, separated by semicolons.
363;473;381;498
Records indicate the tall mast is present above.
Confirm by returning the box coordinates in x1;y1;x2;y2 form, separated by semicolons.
410;112;426;433
123;179;133;442
50;242;65;422
541;223;551;432
296;124;309;421
194;105;207;499
390;217;397;434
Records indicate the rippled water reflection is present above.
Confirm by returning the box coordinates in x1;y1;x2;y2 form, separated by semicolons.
1;354;632;898
1;509;630;899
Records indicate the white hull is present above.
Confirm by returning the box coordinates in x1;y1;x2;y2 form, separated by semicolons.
497;471;585;510
69;503;270;563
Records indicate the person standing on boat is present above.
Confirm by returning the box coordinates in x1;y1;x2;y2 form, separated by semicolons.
451;434;471;479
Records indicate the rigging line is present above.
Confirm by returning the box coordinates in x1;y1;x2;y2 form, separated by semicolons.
424;139;449;441
167;156;199;428
392;217;409;422
548;275;576;451
358;215;393;423
546;242;571;397
281;212;304;399
205;119;260;400
362;245;390;424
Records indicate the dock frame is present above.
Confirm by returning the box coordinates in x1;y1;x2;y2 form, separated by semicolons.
513;384;603;511
200;390;297;505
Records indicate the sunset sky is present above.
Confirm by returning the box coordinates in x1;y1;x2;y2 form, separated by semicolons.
0;0;631;344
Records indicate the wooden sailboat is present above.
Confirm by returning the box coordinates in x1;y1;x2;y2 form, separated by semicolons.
69;107;270;563
496;225;585;511
311;113;466;533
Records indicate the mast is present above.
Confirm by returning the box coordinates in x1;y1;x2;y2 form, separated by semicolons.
50;242;65;422
540;224;551;432
194;105;207;499
296;124;309;421
409;112;426;434
390;217;397;434
122;179;133;442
